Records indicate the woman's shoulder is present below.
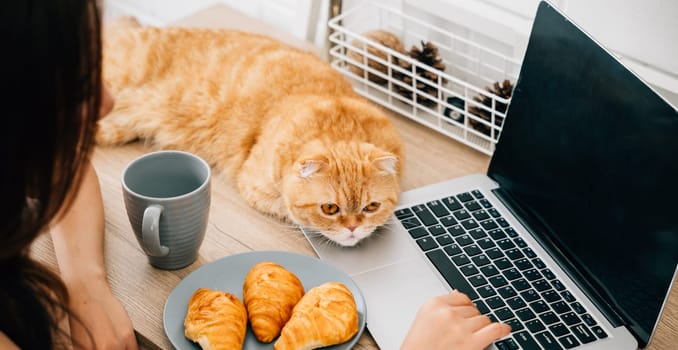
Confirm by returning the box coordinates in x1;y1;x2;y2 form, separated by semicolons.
0;331;20;350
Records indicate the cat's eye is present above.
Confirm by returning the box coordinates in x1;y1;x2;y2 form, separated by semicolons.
363;202;381;213
321;203;340;215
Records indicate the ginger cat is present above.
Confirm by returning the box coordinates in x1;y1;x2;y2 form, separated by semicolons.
98;20;403;246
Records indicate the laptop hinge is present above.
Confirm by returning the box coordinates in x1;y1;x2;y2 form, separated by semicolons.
491;187;626;328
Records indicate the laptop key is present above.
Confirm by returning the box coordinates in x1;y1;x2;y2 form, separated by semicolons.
472;254;490;267
485;247;503;259
591;326;608;339
505;249;525;260
448;225;465;236
542;290;562;303
514;258;533;270
514;331;541;350
488;208;501;217
526;319;546;333
479;198;493;208
581;314;596;326
511;278;530;291
395;208;414;219
488;229;507;240
460;264;479;276
513;237;527;248
408;227;428;239
461;218;479;230
495;258;513;270
426;200;449;217
542;268;556;280
471;189;484;199
551;301;571;314
558;335;581;349
498;286;518;299
497;238;516;250
477;285;497;298
416;237;438;251
523;247;537;258
532;258;546;269
413;204;438;226
495;307;515;321
534;331;563;350
571;324;596;344
400;217;421;229
524;269;542;281
507;297;527;310
486;296;506;309
561;291;576;303
504;227;519;237
551;279;566;291
539;311;559;325
465;201;482;212
496;218;510;228
502;268;521;281
457;192;474;202
440;216;458;227
520;289;540;303
516;307;536;321
452;254;471;266
453;209;471;220
469;228;487;239
549;322;570;337
435;234;454;246
442;196;463;211
561;312;581;326
533;279;551;292
505;318;524;332
494;338;519;350
427;224;446;236
464;244;482;256
443;243;462;256
456;234;474;246
529;300;550;314
469;274;488;287
478;238;496;250
472;210;490;221
489;275;509;288
571;302;586;314
474;299;490;314
480;265;500;277
480;219;498;230
425;249;478;299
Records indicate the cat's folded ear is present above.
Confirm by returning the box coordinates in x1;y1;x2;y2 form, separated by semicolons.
296;158;328;178
372;153;399;175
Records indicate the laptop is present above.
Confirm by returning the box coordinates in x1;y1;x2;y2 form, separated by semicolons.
304;1;678;349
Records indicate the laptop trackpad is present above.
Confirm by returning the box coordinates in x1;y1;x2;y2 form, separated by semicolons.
352;258;448;350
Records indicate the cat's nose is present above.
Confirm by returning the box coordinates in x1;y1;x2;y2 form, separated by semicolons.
346;226;357;232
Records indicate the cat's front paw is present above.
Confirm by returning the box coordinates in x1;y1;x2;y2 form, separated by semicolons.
96;119;136;146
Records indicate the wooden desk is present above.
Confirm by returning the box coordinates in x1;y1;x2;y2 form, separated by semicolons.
31;4;678;350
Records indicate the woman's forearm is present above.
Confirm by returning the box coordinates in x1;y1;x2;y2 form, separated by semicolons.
50;161;107;285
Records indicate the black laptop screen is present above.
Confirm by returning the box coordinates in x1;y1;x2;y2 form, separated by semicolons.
488;2;678;346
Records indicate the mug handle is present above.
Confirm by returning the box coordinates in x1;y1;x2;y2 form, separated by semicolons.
142;204;170;257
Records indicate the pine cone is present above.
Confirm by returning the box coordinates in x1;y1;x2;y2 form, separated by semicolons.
468;80;514;138
393;41;446;107
347;30;405;85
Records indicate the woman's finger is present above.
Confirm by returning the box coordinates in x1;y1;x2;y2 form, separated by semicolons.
471;322;512;348
440;290;473;306
463;314;492;332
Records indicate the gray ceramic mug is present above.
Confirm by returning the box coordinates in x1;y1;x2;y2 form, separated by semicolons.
122;150;210;270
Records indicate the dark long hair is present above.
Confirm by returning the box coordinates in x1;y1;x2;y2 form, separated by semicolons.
0;0;102;348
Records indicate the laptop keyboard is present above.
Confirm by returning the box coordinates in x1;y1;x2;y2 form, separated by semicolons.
395;189;609;350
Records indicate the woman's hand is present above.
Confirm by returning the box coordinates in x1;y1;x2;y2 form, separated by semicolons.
401;290;511;350
66;275;138;350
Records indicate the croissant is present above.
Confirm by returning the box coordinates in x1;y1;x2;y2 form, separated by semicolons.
184;288;248;350
274;282;359;350
243;261;305;342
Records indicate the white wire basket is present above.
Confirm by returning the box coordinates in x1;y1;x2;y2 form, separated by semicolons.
328;2;522;155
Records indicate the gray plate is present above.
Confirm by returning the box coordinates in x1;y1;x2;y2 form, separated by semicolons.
163;250;367;349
